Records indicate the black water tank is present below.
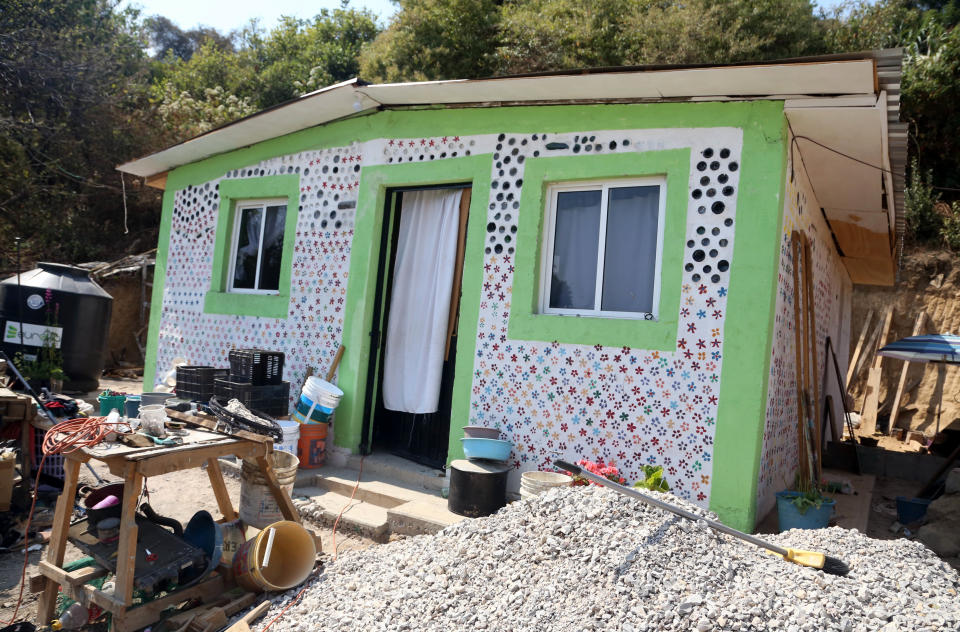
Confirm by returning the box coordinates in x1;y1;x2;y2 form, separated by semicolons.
0;263;112;392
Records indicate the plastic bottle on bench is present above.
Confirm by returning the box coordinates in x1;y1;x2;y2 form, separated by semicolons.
52;603;88;630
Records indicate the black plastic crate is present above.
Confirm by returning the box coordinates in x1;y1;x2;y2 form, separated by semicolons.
175;366;228;402
228;349;285;386
214;378;290;417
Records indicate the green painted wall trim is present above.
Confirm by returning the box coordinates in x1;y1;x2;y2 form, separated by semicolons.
162;102;778;191
142;186;175;390
203;175;300;318
509;150;689;349
708;103;787;532
337;155;492;465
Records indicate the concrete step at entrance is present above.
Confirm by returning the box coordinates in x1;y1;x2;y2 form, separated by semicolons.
345;452;446;492
387;500;463;536
304;454;467;536
292;487;389;540
311;466;448;508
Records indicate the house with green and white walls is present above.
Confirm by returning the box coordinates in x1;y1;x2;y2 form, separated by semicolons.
119;50;905;531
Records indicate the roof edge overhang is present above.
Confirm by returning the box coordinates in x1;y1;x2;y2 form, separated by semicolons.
118;53;897;179
119;50;905;285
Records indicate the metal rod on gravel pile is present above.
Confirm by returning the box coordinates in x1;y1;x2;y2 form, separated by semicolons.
555;460;849;576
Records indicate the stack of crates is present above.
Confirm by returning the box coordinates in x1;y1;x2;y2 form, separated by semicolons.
214;349;290;416
175;366;228;402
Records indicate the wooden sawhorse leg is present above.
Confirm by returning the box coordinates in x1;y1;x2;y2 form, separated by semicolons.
114;463;144;608
36;457;81;625
206;458;237;521
254;455;301;523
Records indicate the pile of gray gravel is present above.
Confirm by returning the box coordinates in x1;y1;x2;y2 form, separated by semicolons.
266;487;959;632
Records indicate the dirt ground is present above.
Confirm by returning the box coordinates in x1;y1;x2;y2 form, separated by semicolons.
865;476;960;571
850;246;960;437
0;459;377;629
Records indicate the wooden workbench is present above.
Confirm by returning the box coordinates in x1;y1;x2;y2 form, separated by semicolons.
33;416;301;632
0;387;36;475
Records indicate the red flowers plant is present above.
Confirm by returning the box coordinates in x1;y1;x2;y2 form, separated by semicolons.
566;459;626;486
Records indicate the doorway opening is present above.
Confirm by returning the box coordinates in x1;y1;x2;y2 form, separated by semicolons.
365;184;472;470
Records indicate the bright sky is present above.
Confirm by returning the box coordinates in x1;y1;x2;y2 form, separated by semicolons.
121;0;849;34
120;0;399;32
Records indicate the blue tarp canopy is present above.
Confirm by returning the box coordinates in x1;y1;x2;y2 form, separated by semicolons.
877;334;960;364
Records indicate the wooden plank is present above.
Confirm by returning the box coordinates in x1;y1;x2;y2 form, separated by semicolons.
325;345;345;382
207;457;238;522
841;255;895;286
21;416;32;477
145;171;168;190
225;600;271;632
29;574;45;594
110;575;225;632
131;440;266;477
114;463;144;607
891;311;927;435
790;232;809;486
861;306;895;435
166;409;272;445
846;309;875;389
36;457;81;625
853;312;886;389
802;235;822;481
37;560;107;587
445;187;472;361
254;455;301;523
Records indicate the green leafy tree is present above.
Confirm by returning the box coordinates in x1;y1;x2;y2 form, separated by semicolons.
143;15;234;61
359;0;503;82
153;8;379;140
904;158;943;241
498;0;827;73
0;0;162;264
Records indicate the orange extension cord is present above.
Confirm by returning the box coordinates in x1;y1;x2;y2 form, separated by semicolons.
4;416;132;626
258;456;364;632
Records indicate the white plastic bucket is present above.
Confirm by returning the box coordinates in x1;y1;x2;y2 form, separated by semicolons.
276;419;300;456
520;471;573;496
239;451;299;529
302;377;343;407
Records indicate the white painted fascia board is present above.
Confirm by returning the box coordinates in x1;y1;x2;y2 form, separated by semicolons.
783;95;878;109
360;60;875;103
878;91;897;236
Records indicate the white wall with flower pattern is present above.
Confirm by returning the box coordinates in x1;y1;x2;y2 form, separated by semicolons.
155;125;748;508
756;137;852;518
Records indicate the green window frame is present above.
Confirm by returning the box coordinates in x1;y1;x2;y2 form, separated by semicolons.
510;149;690;350
204;174;300;318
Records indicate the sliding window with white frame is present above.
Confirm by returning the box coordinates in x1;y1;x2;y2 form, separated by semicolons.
539;178;666;320
228;199;288;294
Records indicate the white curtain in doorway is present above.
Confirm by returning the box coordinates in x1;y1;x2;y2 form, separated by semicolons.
382;188;463;413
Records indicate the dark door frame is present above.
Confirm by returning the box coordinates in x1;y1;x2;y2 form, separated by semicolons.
359;183;472;466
